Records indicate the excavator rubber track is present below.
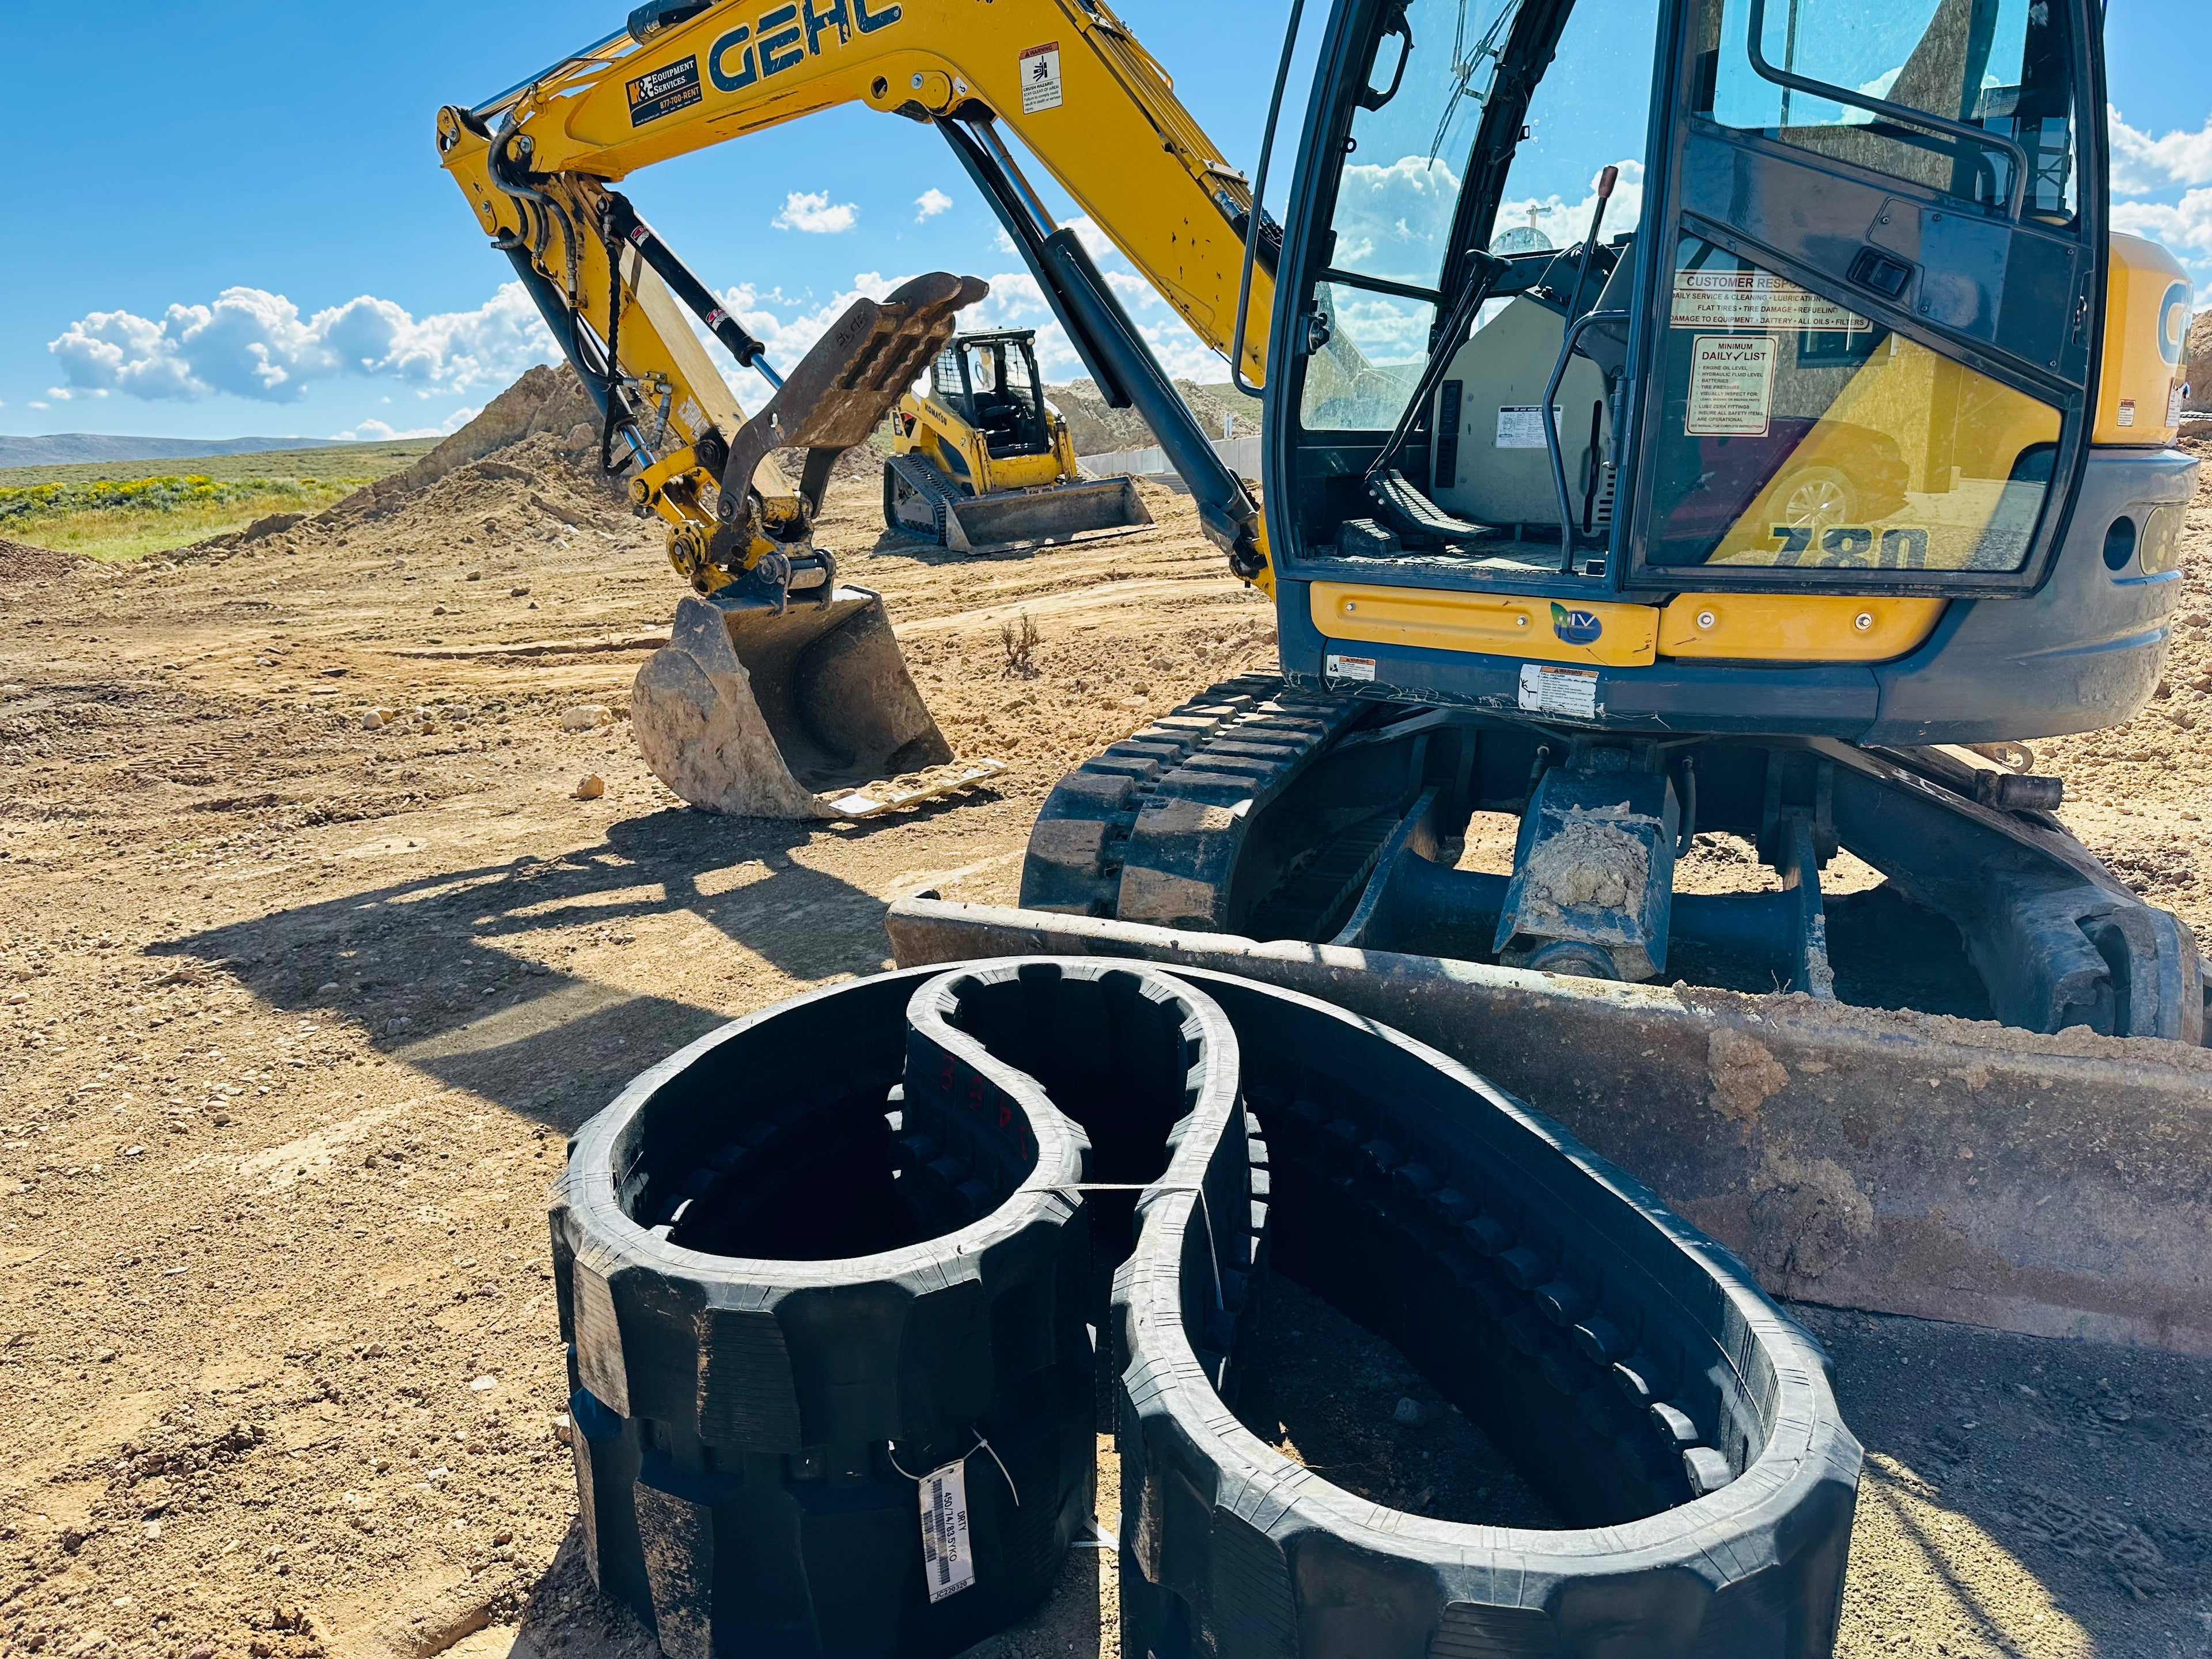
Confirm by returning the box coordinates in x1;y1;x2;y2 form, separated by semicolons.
1020;682;2207;1045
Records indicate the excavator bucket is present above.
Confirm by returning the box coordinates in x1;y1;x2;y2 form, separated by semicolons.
884;455;1153;553
940;476;1152;554
631;273;1007;819
632;591;1005;819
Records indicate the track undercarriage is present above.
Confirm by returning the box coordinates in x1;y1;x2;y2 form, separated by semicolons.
1020;676;2207;1044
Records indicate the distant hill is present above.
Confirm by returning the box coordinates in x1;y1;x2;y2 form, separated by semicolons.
0;433;359;470
0;439;438;491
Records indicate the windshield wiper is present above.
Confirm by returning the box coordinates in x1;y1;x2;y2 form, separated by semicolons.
1428;0;1524;166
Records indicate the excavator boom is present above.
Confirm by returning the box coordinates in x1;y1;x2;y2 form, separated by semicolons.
436;0;1287;817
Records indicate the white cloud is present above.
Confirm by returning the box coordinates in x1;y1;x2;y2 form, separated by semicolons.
28;401;48;411
1494;161;1646;256
704;245;1224;411
1327;156;1464;283
332;406;480;442
2113;191;2212;256
2110;107;2212;196
772;191;859;234
47;283;554;405
915;188;954;223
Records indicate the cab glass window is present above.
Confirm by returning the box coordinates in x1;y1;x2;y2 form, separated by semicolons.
1300;285;1437;430
1696;0;2078;220
1305;0;1664;430
1645;237;2060;572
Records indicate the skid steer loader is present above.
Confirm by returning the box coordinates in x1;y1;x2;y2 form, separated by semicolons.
884;328;1152;552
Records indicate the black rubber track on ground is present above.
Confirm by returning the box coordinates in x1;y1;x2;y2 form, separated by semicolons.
1112;967;1864;1659
555;959;1858;1656
552;960;1249;1658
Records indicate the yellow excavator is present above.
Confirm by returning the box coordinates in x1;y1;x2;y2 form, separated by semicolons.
885;327;1153;551
439;0;2202;1041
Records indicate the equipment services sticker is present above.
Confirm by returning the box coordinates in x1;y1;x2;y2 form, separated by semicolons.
1518;664;1600;719
627;56;703;126
1021;42;1064;112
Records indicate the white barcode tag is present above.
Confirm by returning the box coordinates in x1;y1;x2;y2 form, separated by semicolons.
918;1459;976;1602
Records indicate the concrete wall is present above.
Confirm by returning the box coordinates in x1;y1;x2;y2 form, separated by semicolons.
1078;435;1264;482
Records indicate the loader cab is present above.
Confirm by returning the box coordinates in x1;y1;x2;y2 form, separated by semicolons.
931;331;1055;460
1271;0;2106;605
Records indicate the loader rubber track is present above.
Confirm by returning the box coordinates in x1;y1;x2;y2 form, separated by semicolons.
552;960;1253;1658
556;956;1861;1655
1020;672;1364;925
883;453;960;547
1115;967;1864;1659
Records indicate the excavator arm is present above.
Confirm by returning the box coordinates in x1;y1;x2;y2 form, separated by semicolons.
435;0;1281;593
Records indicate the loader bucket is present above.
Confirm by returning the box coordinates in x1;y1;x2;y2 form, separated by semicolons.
942;476;1152;554
632;589;999;820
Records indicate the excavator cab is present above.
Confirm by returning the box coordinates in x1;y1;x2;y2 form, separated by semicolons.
1207;0;2203;1037
885;328;1152;552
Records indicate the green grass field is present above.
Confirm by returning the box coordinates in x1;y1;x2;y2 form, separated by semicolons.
0;438;437;560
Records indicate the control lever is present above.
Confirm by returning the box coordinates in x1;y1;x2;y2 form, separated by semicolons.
1544;166;1622;570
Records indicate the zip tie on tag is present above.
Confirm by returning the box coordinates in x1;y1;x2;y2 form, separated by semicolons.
1051;1182;1227;1313
886;1429;1022;1507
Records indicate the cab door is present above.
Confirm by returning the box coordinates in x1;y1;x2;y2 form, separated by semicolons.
1618;0;2104;594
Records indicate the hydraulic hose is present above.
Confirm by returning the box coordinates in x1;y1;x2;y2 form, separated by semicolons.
600;192;783;388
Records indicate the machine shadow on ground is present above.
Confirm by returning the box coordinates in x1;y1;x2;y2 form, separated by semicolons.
148;803;961;1132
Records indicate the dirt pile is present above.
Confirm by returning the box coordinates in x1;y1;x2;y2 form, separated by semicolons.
0;537;88;585
1047;378;1262;455
325;365;600;524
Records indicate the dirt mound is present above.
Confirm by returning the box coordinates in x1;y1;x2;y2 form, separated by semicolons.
1047;378;1261;456
327;363;600;523
0;537;87;584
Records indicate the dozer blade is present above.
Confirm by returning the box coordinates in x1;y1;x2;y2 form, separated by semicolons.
631;591;1005;820
942;476;1152;554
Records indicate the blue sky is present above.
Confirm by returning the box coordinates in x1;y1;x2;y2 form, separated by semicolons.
2;0;2207;441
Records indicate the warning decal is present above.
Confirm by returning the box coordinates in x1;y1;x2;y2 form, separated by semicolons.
1685;334;1777;437
1494;405;1559;450
1021;41;1064;113
1671;270;1869;332
1325;654;1377;683
1518;664;1600;719
919;1459;976;1603
626;56;703;127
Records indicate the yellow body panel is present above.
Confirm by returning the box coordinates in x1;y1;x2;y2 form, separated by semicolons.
2095;233;2192;447
1315;584;1949;668
1656;595;1946;661
448;0;1270;375
1312;584;1660;669
891;383;1082;495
